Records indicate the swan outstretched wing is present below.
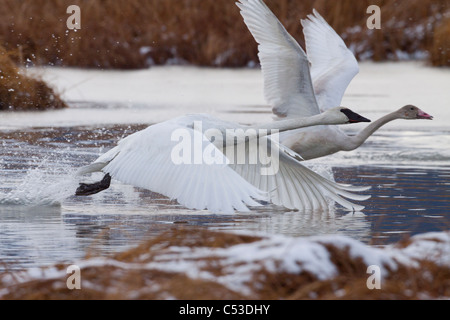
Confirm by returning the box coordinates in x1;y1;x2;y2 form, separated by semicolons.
236;0;320;118
229;137;370;212
302;9;359;112
79;121;266;214
78;118;369;212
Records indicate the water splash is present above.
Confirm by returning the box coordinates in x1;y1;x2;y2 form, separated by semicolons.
0;159;79;207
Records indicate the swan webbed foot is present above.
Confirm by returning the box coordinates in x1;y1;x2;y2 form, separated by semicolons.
75;173;111;196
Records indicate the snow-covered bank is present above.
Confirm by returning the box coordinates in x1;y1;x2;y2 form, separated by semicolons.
1;228;449;300
0;66;267;129
0;62;449;131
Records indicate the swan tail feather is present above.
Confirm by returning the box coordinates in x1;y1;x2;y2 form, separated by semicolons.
302;169;369;211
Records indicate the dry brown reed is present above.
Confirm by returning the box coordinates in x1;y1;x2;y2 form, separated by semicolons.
430;18;450;66
0;0;448;69
1;227;448;300
0;46;67;110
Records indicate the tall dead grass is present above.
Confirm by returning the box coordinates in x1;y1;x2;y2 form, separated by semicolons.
0;0;448;69
430;18;450;66
0;46;67;110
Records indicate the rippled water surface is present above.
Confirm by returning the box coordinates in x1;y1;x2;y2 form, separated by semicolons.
0;63;449;270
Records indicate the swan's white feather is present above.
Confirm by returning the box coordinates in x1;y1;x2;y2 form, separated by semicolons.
302;9;359;112
229;137;370;212
78;113;370;213
74;2;372;214
236;0;320;118
236;1;365;161
79;117;267;214
237;0;358;118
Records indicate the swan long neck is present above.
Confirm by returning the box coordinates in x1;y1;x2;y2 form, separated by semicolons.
253;113;328;133
346;112;399;151
221;114;329;147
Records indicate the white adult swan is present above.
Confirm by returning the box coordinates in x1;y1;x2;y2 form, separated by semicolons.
237;0;433;161
76;107;371;214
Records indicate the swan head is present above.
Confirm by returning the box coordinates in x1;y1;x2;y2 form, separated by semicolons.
323;107;371;125
399;105;433;120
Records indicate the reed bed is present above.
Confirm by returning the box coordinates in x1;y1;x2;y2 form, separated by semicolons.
430;17;450;66
0;0;448;69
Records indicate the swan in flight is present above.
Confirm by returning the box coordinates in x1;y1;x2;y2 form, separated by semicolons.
76;107;371;214
237;0;433;161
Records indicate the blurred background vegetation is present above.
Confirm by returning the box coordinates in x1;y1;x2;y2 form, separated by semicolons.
0;0;448;110
0;0;449;69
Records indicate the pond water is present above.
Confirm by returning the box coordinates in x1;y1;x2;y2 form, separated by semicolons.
0;62;449;270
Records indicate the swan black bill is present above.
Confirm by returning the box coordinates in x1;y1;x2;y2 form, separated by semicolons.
341;109;371;123
76;173;111;196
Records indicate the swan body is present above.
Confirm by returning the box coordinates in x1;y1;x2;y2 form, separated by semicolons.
237;0;433;161
77;108;371;214
281;105;433;160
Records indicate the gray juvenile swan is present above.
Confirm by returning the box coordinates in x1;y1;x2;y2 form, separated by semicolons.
237;0;433;161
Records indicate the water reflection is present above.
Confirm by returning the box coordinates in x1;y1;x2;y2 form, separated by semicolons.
335;166;450;244
0;205;69;268
1;126;449;270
